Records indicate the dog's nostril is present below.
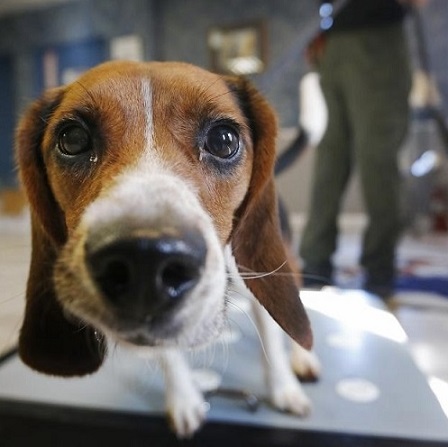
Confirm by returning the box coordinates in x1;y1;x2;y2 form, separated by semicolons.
161;260;202;299
97;259;132;299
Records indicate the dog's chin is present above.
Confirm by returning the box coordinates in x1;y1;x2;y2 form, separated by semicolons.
115;310;226;349
77;300;227;351
110;315;186;347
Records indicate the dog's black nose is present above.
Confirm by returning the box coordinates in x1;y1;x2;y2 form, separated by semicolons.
85;229;207;318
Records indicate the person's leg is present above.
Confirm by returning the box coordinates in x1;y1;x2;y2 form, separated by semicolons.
300;38;353;287
346;24;412;297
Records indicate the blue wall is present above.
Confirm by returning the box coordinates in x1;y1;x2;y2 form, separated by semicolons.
0;55;14;186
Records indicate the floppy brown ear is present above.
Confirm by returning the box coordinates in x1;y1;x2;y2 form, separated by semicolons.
16;89;105;376
229;78;313;349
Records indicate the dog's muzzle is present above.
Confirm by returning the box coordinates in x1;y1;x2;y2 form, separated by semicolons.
85;227;207;322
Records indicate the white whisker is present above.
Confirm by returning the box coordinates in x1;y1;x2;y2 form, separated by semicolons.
225;296;269;364
231;260;288;280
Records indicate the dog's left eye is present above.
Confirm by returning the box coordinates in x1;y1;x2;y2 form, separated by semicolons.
58;125;91;156
204;125;240;159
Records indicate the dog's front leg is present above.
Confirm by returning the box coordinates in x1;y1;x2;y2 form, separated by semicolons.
159;348;206;438
252;301;312;416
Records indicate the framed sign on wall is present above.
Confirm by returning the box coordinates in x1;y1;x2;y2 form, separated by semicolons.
208;21;267;76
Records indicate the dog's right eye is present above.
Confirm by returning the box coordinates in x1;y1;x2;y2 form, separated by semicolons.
58;125;91;156
203;124;240;159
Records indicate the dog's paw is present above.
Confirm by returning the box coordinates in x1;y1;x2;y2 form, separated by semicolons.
290;342;321;381
271;381;312;416
166;385;207;438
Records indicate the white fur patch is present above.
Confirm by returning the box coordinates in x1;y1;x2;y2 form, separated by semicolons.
141;79;155;155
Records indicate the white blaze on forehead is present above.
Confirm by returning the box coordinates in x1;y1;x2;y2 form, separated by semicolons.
82;169;203;231
141;79;155;155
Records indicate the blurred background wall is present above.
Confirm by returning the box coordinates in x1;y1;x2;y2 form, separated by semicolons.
0;0;446;215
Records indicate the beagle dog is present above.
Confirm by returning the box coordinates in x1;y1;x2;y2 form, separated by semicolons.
16;61;319;437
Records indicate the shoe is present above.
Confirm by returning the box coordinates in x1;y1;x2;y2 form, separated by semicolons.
364;282;394;300
364;270;395;300
302;262;333;289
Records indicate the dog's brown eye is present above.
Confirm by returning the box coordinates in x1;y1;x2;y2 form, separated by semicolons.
58;125;91;156
204;125;240;159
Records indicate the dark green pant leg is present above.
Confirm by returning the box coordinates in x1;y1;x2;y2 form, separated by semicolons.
346;24;412;278
299;50;352;273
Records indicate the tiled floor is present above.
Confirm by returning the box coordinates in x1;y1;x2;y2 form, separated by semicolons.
0;218;29;355
332;230;448;385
